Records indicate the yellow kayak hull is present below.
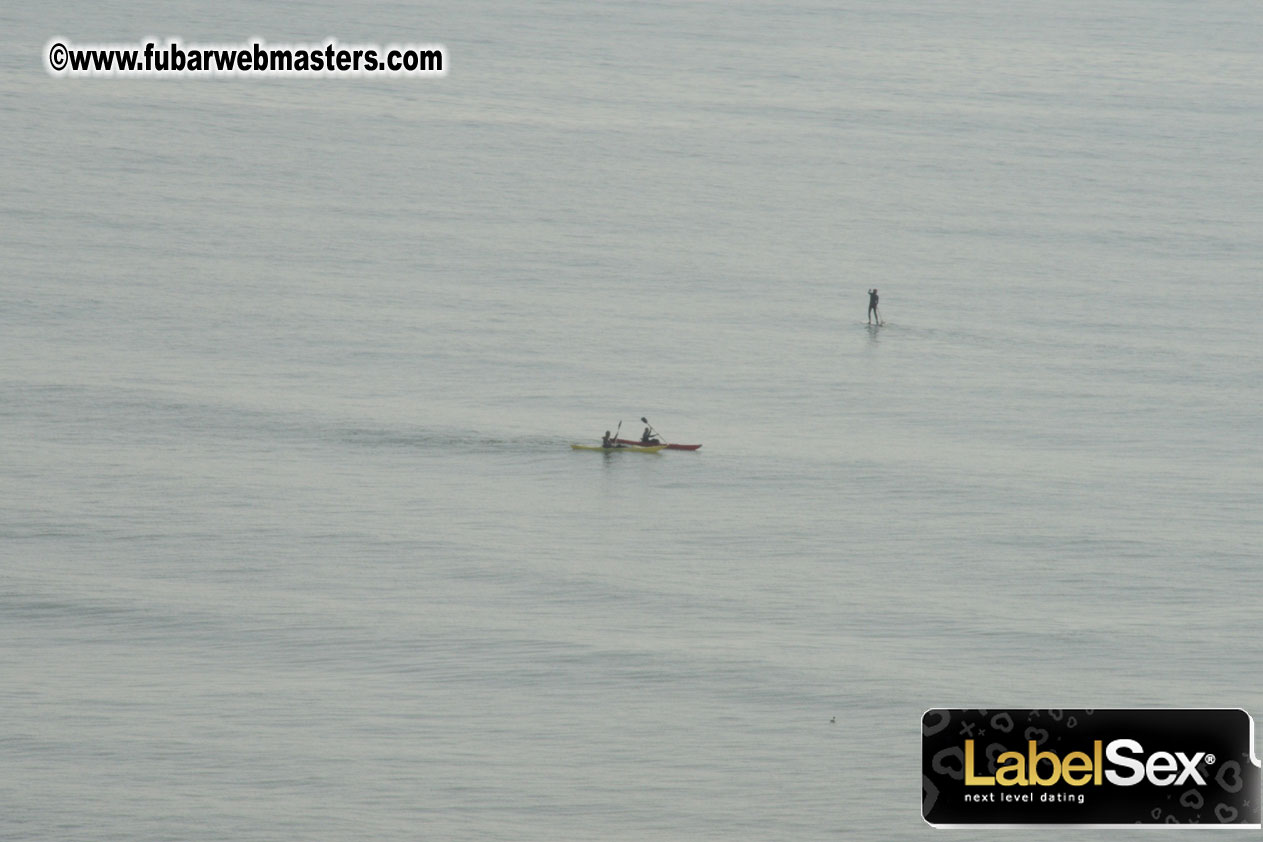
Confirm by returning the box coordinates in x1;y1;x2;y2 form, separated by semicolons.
570;444;666;453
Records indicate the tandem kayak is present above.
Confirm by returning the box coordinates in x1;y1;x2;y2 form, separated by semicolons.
571;443;666;453
613;439;701;451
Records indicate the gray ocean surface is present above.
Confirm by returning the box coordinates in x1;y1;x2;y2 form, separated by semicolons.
3;1;1261;839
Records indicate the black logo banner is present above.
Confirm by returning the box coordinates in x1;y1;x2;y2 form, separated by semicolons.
922;709;1260;827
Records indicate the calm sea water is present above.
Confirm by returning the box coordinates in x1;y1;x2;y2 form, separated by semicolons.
3;1;1261;839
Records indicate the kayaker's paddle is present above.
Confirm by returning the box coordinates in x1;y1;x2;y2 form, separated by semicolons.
639;416;663;444
611;420;622;448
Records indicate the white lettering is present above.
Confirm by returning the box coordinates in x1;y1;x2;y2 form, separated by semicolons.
1104;738;1146;786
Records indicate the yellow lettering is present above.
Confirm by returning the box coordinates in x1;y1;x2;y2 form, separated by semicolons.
995;751;1028;786
962;739;1105;787
1029;741;1061;785
964;740;994;785
1062;751;1092;785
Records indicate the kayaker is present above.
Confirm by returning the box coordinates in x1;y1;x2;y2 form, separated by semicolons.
867;288;880;324
640;427;660;445
602;430;615;448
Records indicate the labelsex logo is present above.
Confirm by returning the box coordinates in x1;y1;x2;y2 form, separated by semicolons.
922;709;1261;826
964;738;1210;787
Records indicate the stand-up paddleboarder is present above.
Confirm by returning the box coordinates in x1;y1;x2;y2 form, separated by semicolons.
867;288;880;325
